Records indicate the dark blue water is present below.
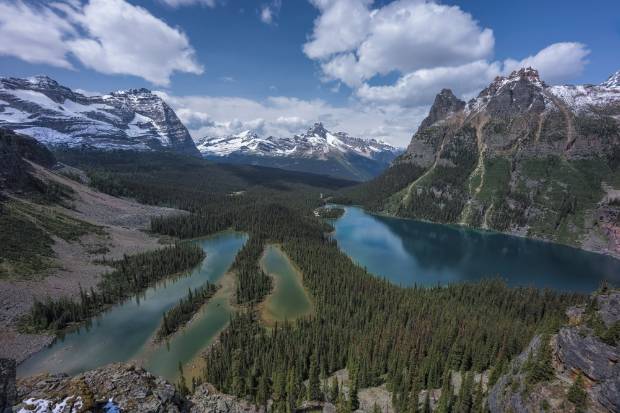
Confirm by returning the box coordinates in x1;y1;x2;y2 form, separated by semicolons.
330;206;620;292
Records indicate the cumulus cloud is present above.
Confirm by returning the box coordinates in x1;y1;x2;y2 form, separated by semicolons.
259;0;282;25
0;1;76;68
159;0;217;7
503;42;590;84
305;0;494;87
0;0;203;86
356;61;501;107
303;0;372;59
156;91;425;147
304;0;590;111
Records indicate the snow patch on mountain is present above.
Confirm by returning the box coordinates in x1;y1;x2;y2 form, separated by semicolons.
0;76;199;155
196;123;400;161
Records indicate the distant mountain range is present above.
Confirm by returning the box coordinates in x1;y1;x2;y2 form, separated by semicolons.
195;123;402;181
0;76;400;180
345;68;620;256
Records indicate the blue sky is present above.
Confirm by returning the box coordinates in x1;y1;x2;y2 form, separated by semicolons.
1;0;619;146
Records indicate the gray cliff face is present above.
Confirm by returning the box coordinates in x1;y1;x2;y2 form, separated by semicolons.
13;363;264;413
489;291;620;413
0;359;16;413
0;76;199;156
383;67;620;256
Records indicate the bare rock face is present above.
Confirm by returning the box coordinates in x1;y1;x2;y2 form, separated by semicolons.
0;76;200;156
596;292;620;328
15;363;184;412
189;384;264;413
489;291;620;413
371;67;620;256
0;359;16;413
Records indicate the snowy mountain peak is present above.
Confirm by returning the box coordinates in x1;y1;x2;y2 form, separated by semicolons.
601;70;620;88
26;75;60;88
0;76;199;155
304;122;329;138
112;87;153;96
196;125;402;180
481;67;546;98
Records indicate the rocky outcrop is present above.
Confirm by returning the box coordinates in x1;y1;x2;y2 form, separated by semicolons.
13;363;269;413
0;76;199;156
189;384;263;413
15;363;185;412
0;359;16;413
366;67;620;256
489;290;620;413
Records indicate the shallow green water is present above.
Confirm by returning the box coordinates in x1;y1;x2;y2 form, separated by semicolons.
18;232;247;381
330;206;620;292
260;245;312;323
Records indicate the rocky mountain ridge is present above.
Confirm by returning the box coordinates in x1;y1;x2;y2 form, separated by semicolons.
196;123;402;181
0;76;199;156
356;67;620;256
489;289;620;413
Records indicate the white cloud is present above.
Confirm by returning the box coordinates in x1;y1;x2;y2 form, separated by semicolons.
305;0;494;87
304;0;589;112
503;42;590;84
0;0;203;86
159;0;217;7
259;0;282;25
156;91;425;147
356;60;501;107
303;0;372;59
0;1;76;68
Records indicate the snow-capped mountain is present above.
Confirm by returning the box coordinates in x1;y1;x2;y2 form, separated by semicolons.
363;67;620;254
0;76;199;156
196;123;402;181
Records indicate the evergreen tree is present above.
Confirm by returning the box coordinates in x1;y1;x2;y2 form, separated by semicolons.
435;370;453;413
308;351;322;401
567;373;587;413
422;393;431;413
455;371;474;413
349;366;360;411
329;377;340;403
231;350;244;397
472;376;484;413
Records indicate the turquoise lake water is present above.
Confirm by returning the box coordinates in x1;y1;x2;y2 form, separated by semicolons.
329;206;620;292
18;232;247;381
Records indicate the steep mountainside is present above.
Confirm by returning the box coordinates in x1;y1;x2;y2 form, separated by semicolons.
196;123;402;181
345;68;620;255
0;76;199;156
489;289;620;413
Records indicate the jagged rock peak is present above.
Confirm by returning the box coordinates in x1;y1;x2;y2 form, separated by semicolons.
418;88;465;131
26;75;60;88
305;122;328;138
601;70;620;88
112;87;153;96
480;67;546;98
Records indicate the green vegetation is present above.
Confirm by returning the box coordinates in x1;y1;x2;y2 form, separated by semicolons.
567;373;588;412
0;202;54;278
50;148;584;412
157;282;219;340
523;335;555;386
0;200;101;279
26;244;205;332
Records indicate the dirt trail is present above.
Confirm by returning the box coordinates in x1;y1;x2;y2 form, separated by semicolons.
0;164;187;363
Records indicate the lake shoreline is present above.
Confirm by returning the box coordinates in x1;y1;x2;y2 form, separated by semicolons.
258;244;314;327
331;203;620;262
